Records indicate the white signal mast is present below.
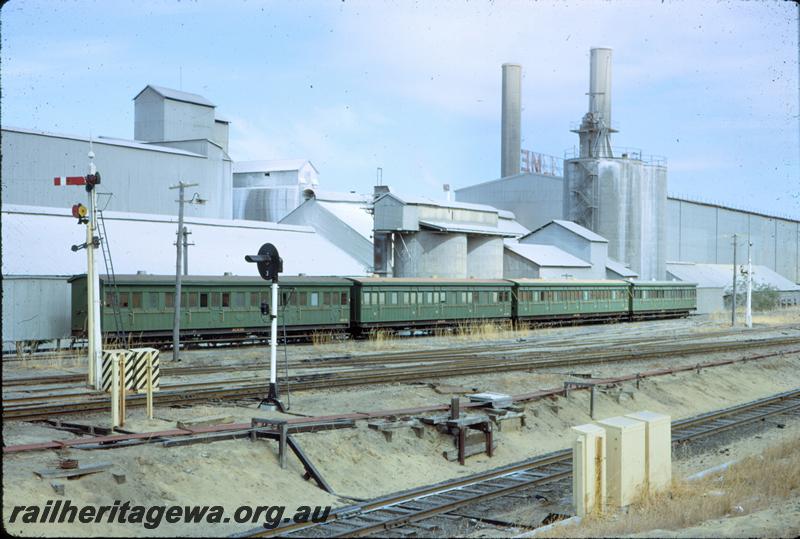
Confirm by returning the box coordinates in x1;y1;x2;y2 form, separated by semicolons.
57;141;103;389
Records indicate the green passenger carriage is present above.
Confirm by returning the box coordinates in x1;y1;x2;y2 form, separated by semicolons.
348;278;513;331
69;274;696;345
69;275;351;341
629;281;697;319
510;279;630;322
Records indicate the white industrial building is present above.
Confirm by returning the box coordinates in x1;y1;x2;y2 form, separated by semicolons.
667;262;800;313
233;160;320;222
3;86;234;219
1;205;364;346
372;191;524;279
504;220;638;280
280;190;374;273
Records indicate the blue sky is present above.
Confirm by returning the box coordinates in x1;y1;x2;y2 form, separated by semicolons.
3;0;798;218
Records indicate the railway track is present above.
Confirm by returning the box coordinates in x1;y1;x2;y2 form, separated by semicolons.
238;388;800;538
4;325;797;388
3;335;798;421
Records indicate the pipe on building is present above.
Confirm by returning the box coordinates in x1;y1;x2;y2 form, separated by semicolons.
501;63;522;178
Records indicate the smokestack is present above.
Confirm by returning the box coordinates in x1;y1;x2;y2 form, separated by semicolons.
501;63;521;178
575;48;615;158
589;48;612;130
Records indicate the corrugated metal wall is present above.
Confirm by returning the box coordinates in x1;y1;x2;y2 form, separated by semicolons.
2;129;232;219
2;277;72;342
666;198;799;283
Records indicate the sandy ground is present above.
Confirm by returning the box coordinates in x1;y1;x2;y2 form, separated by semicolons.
3;313;799;537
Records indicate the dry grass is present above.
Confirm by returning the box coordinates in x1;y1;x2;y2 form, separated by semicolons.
311;331;338;347
455;319;515;341
541;436;800;538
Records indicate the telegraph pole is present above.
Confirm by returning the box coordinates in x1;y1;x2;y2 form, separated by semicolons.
169;182;203;361
731;233;737;326
746;240;753;328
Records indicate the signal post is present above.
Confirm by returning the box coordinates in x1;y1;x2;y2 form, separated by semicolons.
55;147;103;389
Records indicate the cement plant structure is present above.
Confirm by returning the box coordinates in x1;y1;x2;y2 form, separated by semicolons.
458;48;799;284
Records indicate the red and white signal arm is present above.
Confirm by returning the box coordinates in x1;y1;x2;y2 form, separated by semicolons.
54;176;86;186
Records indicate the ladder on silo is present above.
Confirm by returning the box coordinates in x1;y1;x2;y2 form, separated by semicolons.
97;211;126;345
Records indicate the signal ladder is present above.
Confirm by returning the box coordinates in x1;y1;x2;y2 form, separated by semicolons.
97;211;125;346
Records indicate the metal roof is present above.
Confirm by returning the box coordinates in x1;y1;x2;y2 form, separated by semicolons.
2;205;365;278
504;242;591;268
666;262;800;291
668;194;799;223
347;277;510;286
70;274;352;286
2;127;206;158
524;219;608;243
318;200;374;241
496;217;530;238
233;159;318;174
376;192;499;213
419;220;517;237
508;279;628;286
134;84;215;108
454;171;562;192
605;258;639;278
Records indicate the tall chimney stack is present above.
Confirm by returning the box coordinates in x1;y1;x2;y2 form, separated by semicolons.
501;63;522;178
589;48;613;131
575;48;615;158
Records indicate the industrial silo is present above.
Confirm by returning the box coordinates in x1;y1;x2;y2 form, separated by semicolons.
563;48;667;280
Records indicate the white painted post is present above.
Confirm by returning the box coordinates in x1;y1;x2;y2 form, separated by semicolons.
270;281;279;396
119;353;126;427
87;151;103;390
111;354;120;428
146;352;154;420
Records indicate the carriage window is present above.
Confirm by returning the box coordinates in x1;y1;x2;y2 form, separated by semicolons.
409;292;417;304
492;292;498;303
131;292;142;309
250;292;259;306
211;293;220;307
363;292;371;305
260;291;270;305
323;292;331;305
222;292;231;307
297;292;306;306
119;292;129;308
390;292;398;305
104;292;113;307
402;292;409;304
200;293;209;308
187;293;198;308
148;292;159;309
165;292;174;308
341;292;349;305
310;292;319;306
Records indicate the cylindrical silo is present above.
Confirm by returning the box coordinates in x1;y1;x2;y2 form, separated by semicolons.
501;63;522;178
